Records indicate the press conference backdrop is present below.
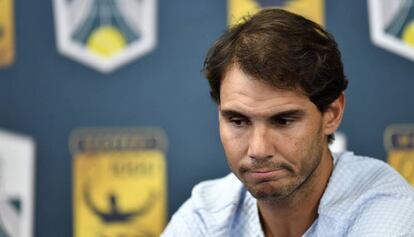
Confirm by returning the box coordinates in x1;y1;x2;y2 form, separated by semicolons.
1;0;414;236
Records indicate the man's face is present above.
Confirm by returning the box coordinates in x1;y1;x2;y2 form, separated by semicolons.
219;65;334;201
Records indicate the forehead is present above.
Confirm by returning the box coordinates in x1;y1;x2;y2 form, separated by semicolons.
220;65;314;115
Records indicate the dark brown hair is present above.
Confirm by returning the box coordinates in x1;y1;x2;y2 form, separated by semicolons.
203;9;348;143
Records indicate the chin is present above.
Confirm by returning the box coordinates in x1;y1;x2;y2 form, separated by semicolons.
247;180;299;202
248;185;288;201
252;190;290;202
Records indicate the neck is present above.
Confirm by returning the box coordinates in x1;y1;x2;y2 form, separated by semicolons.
258;148;333;237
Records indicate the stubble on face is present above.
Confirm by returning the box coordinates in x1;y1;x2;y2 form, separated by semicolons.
238;125;325;203
219;65;331;205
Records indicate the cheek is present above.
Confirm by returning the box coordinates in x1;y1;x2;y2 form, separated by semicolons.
275;129;316;167
292;128;324;169
277;136;304;164
219;125;247;166
275;129;302;151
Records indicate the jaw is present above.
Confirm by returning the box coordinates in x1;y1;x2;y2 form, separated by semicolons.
253;143;332;207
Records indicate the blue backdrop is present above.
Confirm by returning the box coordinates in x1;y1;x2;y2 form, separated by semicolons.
0;1;414;236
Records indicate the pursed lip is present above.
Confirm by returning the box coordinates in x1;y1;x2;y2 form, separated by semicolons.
245;168;287;180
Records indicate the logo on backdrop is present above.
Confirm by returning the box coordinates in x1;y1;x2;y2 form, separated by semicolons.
368;0;414;62
228;0;325;26
384;124;414;186
70;127;167;237
0;130;35;237
53;0;157;73
0;0;15;67
329;131;347;153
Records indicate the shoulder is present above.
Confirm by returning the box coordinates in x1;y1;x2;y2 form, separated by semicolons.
320;152;414;236
323;151;414;204
161;173;244;236
190;172;244;211
345;193;414;236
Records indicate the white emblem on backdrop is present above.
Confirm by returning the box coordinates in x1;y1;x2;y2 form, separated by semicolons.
0;129;35;237
53;0;157;73
368;0;414;61
329;131;347;153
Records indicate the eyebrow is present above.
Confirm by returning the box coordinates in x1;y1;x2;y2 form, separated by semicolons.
220;109;306;119
220;110;247;118
270;110;306;119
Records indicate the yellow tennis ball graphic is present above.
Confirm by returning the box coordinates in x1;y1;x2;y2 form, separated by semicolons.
402;21;414;47
87;26;127;58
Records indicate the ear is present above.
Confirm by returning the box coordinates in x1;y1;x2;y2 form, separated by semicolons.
322;93;346;136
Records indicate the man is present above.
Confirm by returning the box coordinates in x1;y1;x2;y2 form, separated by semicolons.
162;9;414;237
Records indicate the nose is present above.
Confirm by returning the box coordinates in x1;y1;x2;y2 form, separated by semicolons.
247;125;274;160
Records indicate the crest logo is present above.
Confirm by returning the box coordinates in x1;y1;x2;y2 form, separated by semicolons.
368;0;414;62
329;131;347;153
0;0;15;67
53;0;157;73
228;0;325;26
70;127;167;237
0;130;35;237
384;124;414;186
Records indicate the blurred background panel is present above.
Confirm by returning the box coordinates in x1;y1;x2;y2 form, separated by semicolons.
0;0;414;236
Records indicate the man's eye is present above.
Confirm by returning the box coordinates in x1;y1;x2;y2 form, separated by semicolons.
273;118;294;126
229;118;248;126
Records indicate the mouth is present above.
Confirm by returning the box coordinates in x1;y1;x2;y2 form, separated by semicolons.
245;168;288;181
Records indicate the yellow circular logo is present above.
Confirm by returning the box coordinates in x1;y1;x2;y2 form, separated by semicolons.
87;25;127;58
